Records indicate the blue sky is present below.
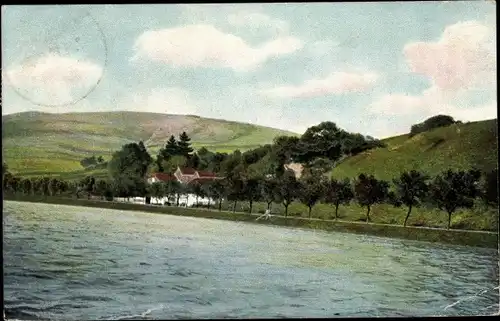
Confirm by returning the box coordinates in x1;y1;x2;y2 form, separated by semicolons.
1;2;496;138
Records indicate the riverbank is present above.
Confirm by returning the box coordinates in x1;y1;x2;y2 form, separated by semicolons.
4;194;498;248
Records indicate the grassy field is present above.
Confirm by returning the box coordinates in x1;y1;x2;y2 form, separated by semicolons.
217;199;498;232
330;119;498;181
2;111;297;176
4;195;497;248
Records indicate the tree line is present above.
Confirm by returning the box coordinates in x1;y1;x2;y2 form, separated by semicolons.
145;167;497;229
4;160;497;230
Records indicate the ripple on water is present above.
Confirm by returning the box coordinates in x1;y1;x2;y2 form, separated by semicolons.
3;201;498;319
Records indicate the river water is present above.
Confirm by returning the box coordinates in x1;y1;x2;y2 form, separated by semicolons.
3;201;499;319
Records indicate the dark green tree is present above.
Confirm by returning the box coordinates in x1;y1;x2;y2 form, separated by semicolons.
108;142;153;197
196;147;213;171
275;170;301;217
165;135;179;156
149;182;166;203
296;122;344;163
429;169;481;229
208;179;226;211
481;169;498;206
164;180;182;206
21;178;33;195
271;136;300;178
157;135;180;170
95;180;110;200
48;178;60;196
354;174;390;222
4;174;21;194
409;115;457;136
208;152;228;174
31;177;42;196
190;181;206;207
186;153;201;169
226;177;245;212
324;178;354;219
177;131;194;157
243;177;261;214
260;178;278;211
221;150;243;179
393;170;430;227
201;183;214;209
298;174;326;218
81;176;96;199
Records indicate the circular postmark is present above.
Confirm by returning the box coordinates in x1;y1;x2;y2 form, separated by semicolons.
3;7;108;107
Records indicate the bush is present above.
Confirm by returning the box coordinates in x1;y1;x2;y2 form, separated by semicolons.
409;115;457;137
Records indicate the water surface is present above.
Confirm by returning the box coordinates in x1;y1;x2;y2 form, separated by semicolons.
3;201;499;320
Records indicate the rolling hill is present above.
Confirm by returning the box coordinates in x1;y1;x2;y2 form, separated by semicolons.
330;118;498;181
3;111;497;182
2;111;298;178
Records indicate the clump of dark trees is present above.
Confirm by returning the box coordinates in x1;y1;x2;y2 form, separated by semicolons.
409;114;462;137
3;117;497;230
80;155;107;169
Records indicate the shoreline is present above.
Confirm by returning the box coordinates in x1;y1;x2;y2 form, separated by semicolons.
4;195;498;249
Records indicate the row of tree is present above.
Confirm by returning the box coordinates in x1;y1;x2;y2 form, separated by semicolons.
3;159;497;230
115;166;497;230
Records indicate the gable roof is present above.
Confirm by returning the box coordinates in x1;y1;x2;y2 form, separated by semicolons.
178;167;197;175
150;173;176;182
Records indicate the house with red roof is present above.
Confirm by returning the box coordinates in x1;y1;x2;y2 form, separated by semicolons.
146;166;224;207
174;167;198;184
147;172;177;184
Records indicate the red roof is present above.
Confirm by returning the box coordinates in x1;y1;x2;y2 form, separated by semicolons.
196;170;217;178
150;173;176;182
179;167;197;175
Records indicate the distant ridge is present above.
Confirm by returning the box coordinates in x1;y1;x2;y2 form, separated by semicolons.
2;111;298;175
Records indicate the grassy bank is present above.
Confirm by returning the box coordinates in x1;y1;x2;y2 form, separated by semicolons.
330;119;498;181
4;194;497;249
217;199;498;232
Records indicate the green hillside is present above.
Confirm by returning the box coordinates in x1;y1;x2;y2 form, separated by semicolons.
2;111;297;178
330;119;498;180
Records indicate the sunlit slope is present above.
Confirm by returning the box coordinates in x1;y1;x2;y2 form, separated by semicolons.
330;119;498;181
2;111;297;175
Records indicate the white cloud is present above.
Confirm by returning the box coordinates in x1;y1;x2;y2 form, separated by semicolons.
118;87;198;115
227;12;289;34
370;20;497;124
261;71;379;98
438;100;497;122
403;20;496;91
3;53;103;106
370;93;424;115
131;24;303;72
369;89;497;123
307;40;340;57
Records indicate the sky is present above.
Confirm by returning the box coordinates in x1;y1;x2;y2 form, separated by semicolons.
1;2;497;138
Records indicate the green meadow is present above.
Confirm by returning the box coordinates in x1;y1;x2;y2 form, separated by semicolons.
2;111;297;178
